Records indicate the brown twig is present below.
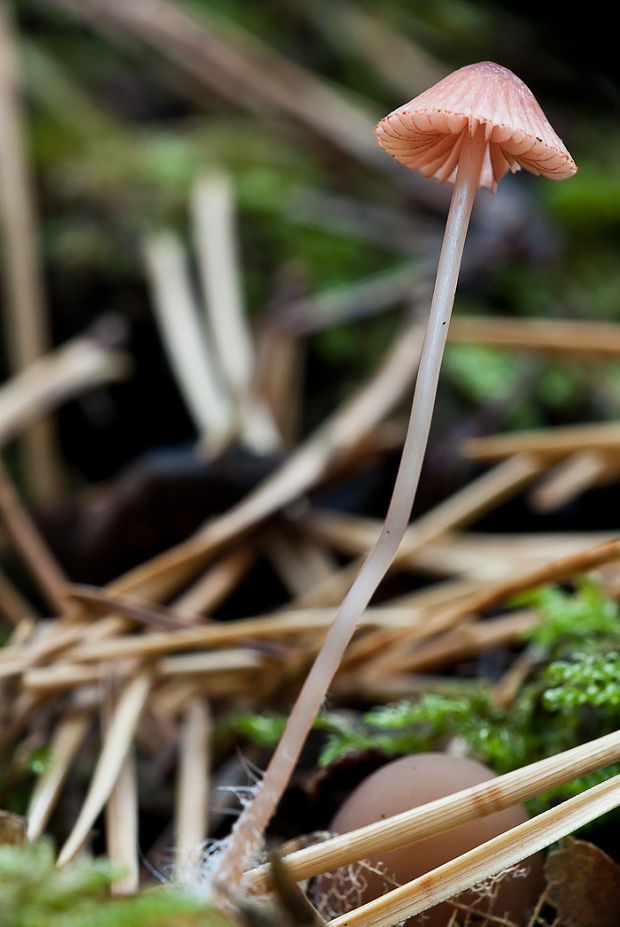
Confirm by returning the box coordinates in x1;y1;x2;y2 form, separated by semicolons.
0;458;68;613
254;318;306;447
63;584;194;630
0;565;38;626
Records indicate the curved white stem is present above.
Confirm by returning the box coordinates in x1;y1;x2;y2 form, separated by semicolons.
212;125;488;896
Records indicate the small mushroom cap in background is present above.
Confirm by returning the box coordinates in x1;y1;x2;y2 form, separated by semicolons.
318;752;544;927
375;61;577;190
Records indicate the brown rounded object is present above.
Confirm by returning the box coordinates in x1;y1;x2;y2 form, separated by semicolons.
375;61;577;190
323;753;544;927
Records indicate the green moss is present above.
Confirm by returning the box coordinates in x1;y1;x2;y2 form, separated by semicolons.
0;839;230;927
544;652;620;711
516;577;620;654
230;579;620;810
443;344;525;405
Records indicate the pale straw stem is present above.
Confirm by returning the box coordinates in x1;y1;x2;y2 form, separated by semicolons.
212;124;488;895
144;231;231;443
328;771;620;927
56;668;152;866
246;724;620;894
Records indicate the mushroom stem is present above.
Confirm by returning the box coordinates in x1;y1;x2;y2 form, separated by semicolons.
211;124;487;897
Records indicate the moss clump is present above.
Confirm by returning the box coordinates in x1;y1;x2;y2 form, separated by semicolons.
231;579;620;810
0;839;230;927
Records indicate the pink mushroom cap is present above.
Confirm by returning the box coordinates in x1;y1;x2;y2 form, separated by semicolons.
375;61;577;191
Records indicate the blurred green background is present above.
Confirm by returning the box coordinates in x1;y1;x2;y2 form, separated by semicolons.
3;0;620;486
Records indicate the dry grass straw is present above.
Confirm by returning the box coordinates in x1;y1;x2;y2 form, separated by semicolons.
336;535;619;673
150;171;280;453
328;771;620;927
0;5;62;500
294;452;545;608
264;527;337;598
148;171;280;458
361;607;538;675
528;449;616;513
54;606;419;665
4;535;617;688
279;263;424;337
0;309;425;691
0;565;38;626
21;662;103;693
104;678;139;894
303;518;615;582
246;726;620;897
449;314;620;357
192;172;281;454
0;335;130;448
0;545;257;679
337;579;489;670
26;707;91;840
28;543;260;669
22;648;265;695
144;231;231;444
97;311;425;603
254;316;306;447
4;616;36;647
174;697;211;880
172;545;259;620
434;535;620;620
0;458;68;613
1;308;424;683
192;173;254;403
57;667;153;866
465;421;620;463
415;531;618;579
366;536;620;674
0;606;286;680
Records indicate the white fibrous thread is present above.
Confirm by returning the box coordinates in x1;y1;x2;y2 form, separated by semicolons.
312;859;400;921
175;767;265;897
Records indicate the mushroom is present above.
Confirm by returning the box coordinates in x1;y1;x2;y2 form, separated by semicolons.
210;62;577;899
318;753;545;926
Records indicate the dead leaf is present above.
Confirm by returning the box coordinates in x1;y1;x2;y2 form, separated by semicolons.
544;836;620;927
0;810;26;845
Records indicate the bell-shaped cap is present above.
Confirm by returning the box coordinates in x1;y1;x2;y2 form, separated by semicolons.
375;61;577;191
